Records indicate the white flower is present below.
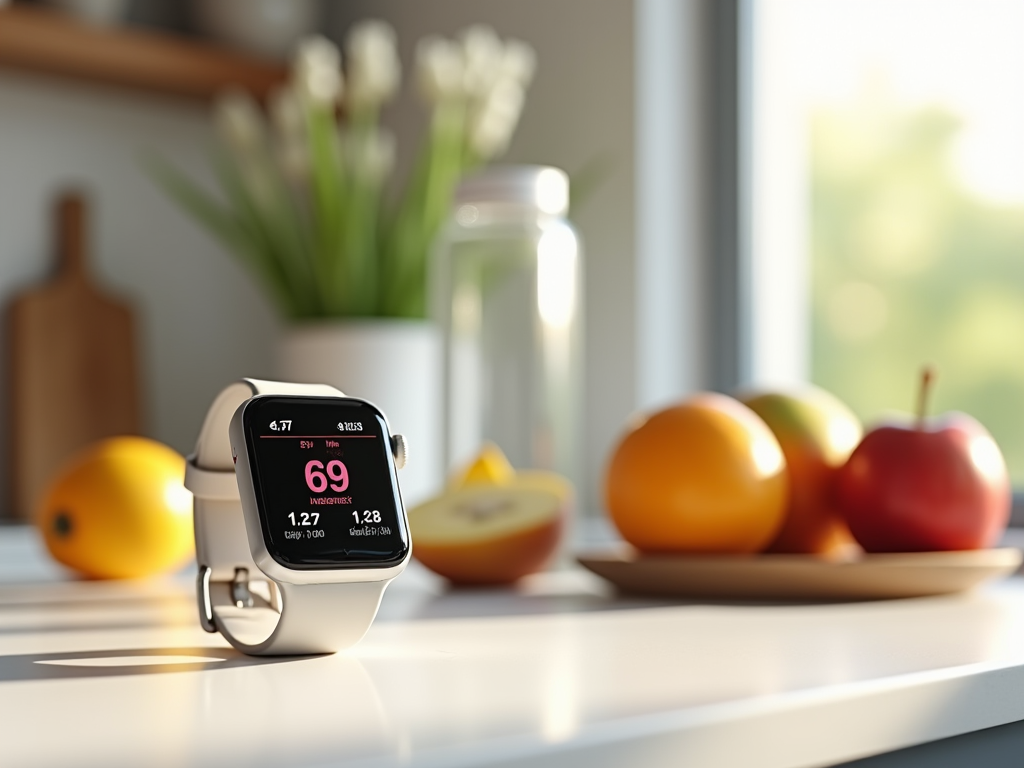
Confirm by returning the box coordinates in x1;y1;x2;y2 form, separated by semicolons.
341;127;396;183
269;85;305;144
364;128;397;182
500;39;536;87
276;140;309;185
345;20;401;111
368;128;396;180
268;86;309;183
468;77;525;158
214;88;266;156
415;35;464;103
292;35;343;107
460;24;503;97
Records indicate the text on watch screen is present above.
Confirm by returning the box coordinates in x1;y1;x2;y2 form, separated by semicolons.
244;397;408;568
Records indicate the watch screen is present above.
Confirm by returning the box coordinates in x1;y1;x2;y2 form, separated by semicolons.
242;396;409;569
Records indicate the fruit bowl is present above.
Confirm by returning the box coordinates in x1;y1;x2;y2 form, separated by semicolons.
577;546;1022;601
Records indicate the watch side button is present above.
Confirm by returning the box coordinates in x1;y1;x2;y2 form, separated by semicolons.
390;434;407;469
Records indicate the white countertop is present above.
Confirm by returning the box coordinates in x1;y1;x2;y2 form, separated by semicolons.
3;525;1024;768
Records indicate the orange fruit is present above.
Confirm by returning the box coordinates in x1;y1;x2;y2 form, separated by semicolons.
605;393;788;553
36;437;194;579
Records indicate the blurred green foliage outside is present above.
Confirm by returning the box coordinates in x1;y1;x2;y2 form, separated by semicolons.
811;96;1024;483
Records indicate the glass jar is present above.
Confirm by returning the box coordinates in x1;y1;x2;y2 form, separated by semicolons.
432;166;582;486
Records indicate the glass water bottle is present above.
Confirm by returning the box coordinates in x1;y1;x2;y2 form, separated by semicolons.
432;166;582;486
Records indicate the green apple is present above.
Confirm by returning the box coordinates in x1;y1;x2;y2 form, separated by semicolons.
739;385;862;555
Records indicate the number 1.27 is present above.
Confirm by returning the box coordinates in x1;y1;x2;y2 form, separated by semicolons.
288;512;320;526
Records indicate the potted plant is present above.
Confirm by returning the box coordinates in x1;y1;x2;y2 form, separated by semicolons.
152;22;535;502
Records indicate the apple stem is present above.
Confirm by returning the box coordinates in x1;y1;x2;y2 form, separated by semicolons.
916;366;935;429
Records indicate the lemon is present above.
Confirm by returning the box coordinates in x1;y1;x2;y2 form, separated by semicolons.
448;442;516;488
411;442;574;584
36;436;194;579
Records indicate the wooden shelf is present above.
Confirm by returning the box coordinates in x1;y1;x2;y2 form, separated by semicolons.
0;5;287;101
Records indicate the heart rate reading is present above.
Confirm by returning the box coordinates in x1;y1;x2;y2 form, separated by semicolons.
353;510;382;524
305;459;349;493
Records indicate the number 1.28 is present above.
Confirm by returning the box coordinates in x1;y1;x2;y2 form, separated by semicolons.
353;510;382;524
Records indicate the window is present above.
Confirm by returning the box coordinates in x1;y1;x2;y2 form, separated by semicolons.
753;0;1024;484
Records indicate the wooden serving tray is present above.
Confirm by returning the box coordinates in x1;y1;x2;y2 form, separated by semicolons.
577;547;1023;601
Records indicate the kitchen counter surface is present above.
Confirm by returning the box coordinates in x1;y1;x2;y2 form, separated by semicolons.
2;525;1024;768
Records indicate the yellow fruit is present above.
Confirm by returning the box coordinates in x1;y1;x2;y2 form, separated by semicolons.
36;437;194;579
411;444;571;585
605;393;789;554
411;486;566;584
516;470;574;503
448;441;516;487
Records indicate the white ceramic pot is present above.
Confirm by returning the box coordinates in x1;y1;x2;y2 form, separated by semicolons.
277;320;443;507
191;0;320;60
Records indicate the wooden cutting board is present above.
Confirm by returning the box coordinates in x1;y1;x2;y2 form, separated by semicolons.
8;192;141;520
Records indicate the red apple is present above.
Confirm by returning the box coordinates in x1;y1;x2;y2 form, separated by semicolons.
836;369;1011;552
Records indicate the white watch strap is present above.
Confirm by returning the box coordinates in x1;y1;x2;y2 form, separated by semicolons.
202;576;388;656
187;378;389;656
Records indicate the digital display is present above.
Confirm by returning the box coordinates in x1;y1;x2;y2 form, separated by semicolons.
242;396;409;569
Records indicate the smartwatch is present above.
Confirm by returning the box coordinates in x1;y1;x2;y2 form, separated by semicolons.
184;379;411;656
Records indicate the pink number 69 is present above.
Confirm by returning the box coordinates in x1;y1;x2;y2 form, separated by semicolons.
305;460;328;493
326;460;349;492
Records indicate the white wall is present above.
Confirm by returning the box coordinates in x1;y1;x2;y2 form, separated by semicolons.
0;71;279;499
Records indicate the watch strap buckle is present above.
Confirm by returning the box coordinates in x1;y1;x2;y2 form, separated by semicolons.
198;565;280;636
232;568;254;608
197;566;216;633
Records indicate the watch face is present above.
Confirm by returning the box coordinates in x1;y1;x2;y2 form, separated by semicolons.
242;396;409;569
